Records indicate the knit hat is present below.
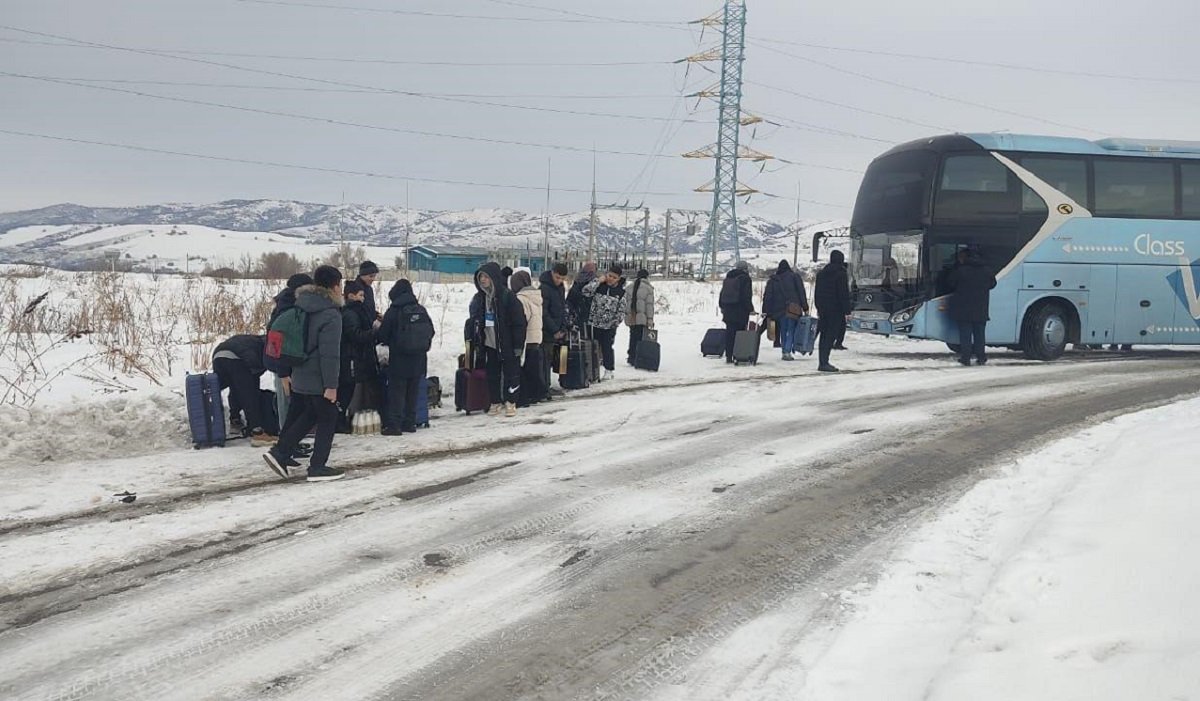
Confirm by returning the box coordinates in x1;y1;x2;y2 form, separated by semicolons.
358;260;380;277
636;268;649;279
313;264;343;288
510;270;532;293
286;273;313;290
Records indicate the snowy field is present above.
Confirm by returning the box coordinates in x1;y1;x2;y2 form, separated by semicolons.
0;265;1197;700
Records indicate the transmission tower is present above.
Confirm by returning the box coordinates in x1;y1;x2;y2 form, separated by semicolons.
682;0;771;279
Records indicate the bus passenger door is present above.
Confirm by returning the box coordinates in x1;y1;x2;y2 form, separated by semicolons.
1083;265;1117;346
1114;265;1177;344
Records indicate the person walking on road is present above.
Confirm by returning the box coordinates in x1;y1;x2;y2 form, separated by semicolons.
539;263;569;400
718;261;755;364
469;262;527;417
265;265;347;482
265;272;312;430
582;264;627;380
624;269;654;366
947;248;997;366
814;250;851;373
772;259;809;361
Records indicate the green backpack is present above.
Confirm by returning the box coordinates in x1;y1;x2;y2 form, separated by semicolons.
265;307;309;366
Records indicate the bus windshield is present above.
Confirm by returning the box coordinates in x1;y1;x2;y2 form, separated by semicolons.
852;150;938;234
851;230;923;288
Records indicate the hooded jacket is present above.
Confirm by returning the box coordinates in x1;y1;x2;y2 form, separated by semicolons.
719;268;755;319
625;277;654;327
340;298;379;383
814;250;852;317
378;281;430;379
289;284;344;395
516;287;544;347
355;275;378;320
213;334;266;376
469;262;527;359
774;261;808;316
946;252;997;323
538;269;567;343
582;275;627;330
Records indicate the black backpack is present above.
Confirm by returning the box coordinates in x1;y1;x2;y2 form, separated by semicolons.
395;303;435;354
719;275;742;307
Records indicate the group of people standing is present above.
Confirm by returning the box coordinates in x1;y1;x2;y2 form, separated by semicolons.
466;260;656;416
717;251;852;372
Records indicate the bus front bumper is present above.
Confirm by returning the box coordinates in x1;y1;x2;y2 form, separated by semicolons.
850;311;895;335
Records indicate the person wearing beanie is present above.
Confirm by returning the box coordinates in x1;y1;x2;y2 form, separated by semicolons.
469;262;527;417
772;258;809;361
264;271;315;428
625;269;655;367
581;263;627;380
356;260;381;321
377;278;434;433
539;262;569;399
336;279;382;432
814;250;851;372
510;270;544;406
718;261;755;363
567;261;597;332
265;264;347;482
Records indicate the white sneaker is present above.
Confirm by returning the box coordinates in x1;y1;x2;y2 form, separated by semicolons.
602;369;614;381
487;403;502;417
504;402;517;418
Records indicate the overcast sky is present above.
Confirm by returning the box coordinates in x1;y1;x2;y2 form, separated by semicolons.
2;0;1199;221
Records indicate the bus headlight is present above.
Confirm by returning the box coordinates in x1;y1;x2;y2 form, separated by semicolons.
890;305;921;325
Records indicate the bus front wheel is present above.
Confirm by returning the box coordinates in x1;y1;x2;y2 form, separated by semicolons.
1021;303;1069;361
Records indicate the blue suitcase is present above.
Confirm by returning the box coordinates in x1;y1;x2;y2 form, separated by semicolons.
701;328;724;357
186;372;227;449
794;316;818;356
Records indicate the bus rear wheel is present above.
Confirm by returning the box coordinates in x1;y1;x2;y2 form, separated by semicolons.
1021;303;1069;361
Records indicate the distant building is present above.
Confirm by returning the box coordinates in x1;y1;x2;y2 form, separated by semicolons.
407;245;490;275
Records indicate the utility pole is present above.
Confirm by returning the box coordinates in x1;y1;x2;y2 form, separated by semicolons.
681;0;770;279
663;210;671;276
543;158;552;272
641;207;650;271
792;181;802;268
587;150;597;263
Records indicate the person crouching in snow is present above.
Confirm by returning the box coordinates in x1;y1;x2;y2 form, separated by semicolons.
377;279;434;434
212;334;274;446
583;264;626;380
469;262;527;418
510;270;544;407
264;265;346;483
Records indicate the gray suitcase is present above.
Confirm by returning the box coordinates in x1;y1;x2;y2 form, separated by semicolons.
733;329;759;365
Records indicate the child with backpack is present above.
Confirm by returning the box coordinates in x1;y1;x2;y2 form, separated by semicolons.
377;279;435;434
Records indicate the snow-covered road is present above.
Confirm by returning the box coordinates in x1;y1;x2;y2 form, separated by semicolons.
1;349;1198;700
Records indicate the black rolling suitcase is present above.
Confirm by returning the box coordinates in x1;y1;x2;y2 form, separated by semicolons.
701;328;725;357
634;329;660;372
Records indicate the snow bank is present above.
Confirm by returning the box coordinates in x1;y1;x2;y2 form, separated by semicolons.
705;396;1200;700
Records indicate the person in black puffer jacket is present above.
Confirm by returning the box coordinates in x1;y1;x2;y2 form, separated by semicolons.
718;261;755;363
539;263;569;400
469;261;527;417
377;279;433;433
814;250;852;372
566;262;597;332
337;280;381;431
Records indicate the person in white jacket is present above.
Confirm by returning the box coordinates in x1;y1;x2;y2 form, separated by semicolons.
624;268;654;366
510;270;545;407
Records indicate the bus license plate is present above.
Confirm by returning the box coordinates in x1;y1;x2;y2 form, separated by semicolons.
860;321;877;330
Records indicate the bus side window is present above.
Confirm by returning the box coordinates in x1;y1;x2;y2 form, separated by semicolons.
934;155;1018;222
1020;157;1088;211
1182;164;1200;219
1094;159;1175;218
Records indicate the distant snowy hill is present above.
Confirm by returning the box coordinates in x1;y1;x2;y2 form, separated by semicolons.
0;199;844;271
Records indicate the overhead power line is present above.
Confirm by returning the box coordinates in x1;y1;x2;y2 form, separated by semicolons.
0;36;674;66
0;127;701;198
0;25;715;125
235;0;688;26
744;79;950;132
749;36;1200;85
751;41;1105;135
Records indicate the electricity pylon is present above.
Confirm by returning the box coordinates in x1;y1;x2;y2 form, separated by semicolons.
681;0;770;279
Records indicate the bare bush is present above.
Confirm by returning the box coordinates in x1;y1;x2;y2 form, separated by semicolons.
259;251;305;279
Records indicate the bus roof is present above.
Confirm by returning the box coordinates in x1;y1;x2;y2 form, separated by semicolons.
964;133;1200;159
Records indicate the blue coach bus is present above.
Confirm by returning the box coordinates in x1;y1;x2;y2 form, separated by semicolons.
846;133;1200;359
